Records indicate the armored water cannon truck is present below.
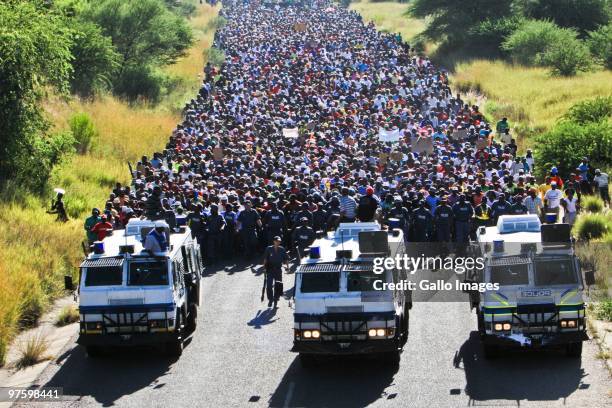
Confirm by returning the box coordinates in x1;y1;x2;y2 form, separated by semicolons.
66;219;203;357
292;222;411;367
465;214;592;358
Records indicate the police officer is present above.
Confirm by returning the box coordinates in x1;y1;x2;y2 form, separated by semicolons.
388;197;410;236
434;197;454;243
262;236;289;308
292;217;315;260
263;201;287;245
312;202;328;233
452;195;473;244
237;201;262;259
411;200;433;242
509;195;528;215
206;204;226;264
188;203;207;259
222;204;238;258
294;202;313;227
490;193;511;223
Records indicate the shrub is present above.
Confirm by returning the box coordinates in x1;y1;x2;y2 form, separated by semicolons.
15;333;50;370
574;213;611;240
114;65;167;102
534;119;611;179
587;24;612;69
514;0;610;34
69;112;97;154
469;16;524;49
206;47;226;67
56;305;79;327
581;195;605;213
502;20;576;66
538;37;592;76
594;299;612;321
565;96;612;124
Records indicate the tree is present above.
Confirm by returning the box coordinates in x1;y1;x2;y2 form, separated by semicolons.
83;0;193;77
0;1;75;191
514;0;610;35
68;21;120;97
409;0;514;45
502;20;577;65
587;24;612;69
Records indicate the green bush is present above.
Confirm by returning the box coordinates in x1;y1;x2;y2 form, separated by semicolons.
538;37;592;76
587;24;612;69
69;112;97;154
502;20;577;66
514;0;610;34
469;16;524;48
594;299;612;321
582;195;605;213
114;65;167;102
565;96;612;124
574;213;611;240
534;119;611;179
206;47;226;67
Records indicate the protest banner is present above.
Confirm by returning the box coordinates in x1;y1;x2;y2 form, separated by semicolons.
378;128;401;143
282;128;299;138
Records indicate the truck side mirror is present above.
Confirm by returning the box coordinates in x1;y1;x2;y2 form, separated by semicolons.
584;270;595;286
64;275;74;291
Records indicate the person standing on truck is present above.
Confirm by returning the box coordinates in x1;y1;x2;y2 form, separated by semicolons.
292;217;315;260
91;215;113;241
356;187;379;222
144;221;169;253
84;208;102;245
262;236;289;308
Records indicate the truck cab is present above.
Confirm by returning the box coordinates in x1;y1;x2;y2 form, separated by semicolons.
467;215;589;358
292;222;410;367
74;219;203;357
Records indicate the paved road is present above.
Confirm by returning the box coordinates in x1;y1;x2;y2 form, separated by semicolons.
20;261;610;408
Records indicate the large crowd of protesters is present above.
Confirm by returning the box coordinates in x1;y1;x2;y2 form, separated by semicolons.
83;0;610;263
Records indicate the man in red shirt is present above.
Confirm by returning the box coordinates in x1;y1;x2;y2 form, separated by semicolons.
90;215;113;241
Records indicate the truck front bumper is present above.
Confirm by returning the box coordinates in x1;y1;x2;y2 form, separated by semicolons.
483;331;588;348
77;332;178;347
292;339;399;355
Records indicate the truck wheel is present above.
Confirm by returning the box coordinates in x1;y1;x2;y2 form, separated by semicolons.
477;312;485;334
85;346;104;358
383;351;401;367
483;344;500;359
166;339;183;357
299;353;318;369
566;342;583;358
186;303;198;333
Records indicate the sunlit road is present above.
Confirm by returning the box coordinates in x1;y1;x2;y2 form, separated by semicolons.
18;261;611;408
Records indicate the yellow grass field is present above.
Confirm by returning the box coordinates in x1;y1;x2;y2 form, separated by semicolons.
0;2;220;365
350;0;425;41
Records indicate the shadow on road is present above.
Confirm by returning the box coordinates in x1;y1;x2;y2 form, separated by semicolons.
247;308;279;328
40;344;181;407
454;331;587;404
268;355;399;407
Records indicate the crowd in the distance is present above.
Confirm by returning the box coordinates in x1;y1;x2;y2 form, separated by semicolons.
83;0;610;263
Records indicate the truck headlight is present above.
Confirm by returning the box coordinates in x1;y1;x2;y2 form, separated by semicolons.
368;328;394;338
494;322;511;331
299;329;320;339
560;319;577;329
86;322;102;330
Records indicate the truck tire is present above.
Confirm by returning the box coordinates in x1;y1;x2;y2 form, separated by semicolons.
383;351;401;367
166;312;183;357
566;342;583;358
299;353;318;369
85;345;104;358
483;344;500;359
186;303;198;333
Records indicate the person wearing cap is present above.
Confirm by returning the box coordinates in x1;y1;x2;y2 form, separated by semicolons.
292;217;315;260
490;193;511;224
412;200;433;242
262;236;289;308
237;201;262;259
263;201;287;245
389;197;410;237
357;187;379;222
144;221;169;253
206;204;226;264
84;208;102;245
544;182;562;222
452;195;473;244
593;169;610;206
91;214;113;242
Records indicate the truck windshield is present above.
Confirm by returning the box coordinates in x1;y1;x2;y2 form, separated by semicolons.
534;258;577;286
128;262;169;286
490;263;529;286
301;272;339;293
347;270;384;291
85;266;123;286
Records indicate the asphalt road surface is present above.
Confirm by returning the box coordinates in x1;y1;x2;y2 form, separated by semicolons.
19;260;611;408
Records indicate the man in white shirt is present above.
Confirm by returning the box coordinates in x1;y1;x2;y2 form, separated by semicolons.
593;169;610;206
562;189;579;225
544;182;562;222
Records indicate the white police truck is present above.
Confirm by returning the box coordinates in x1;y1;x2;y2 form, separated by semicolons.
466;214;591;358
291;222;410;367
67;219;203;357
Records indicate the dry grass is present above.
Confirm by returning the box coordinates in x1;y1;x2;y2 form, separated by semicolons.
452;60;612;148
0;2;220;365
14;333;51;370
55;305;80;327
350;0;425;41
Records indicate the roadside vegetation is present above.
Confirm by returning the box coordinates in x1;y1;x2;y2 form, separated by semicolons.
55;305;80;327
0;0;220;365
14;334;51;370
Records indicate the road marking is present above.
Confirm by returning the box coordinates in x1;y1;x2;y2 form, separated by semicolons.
283;381;295;408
